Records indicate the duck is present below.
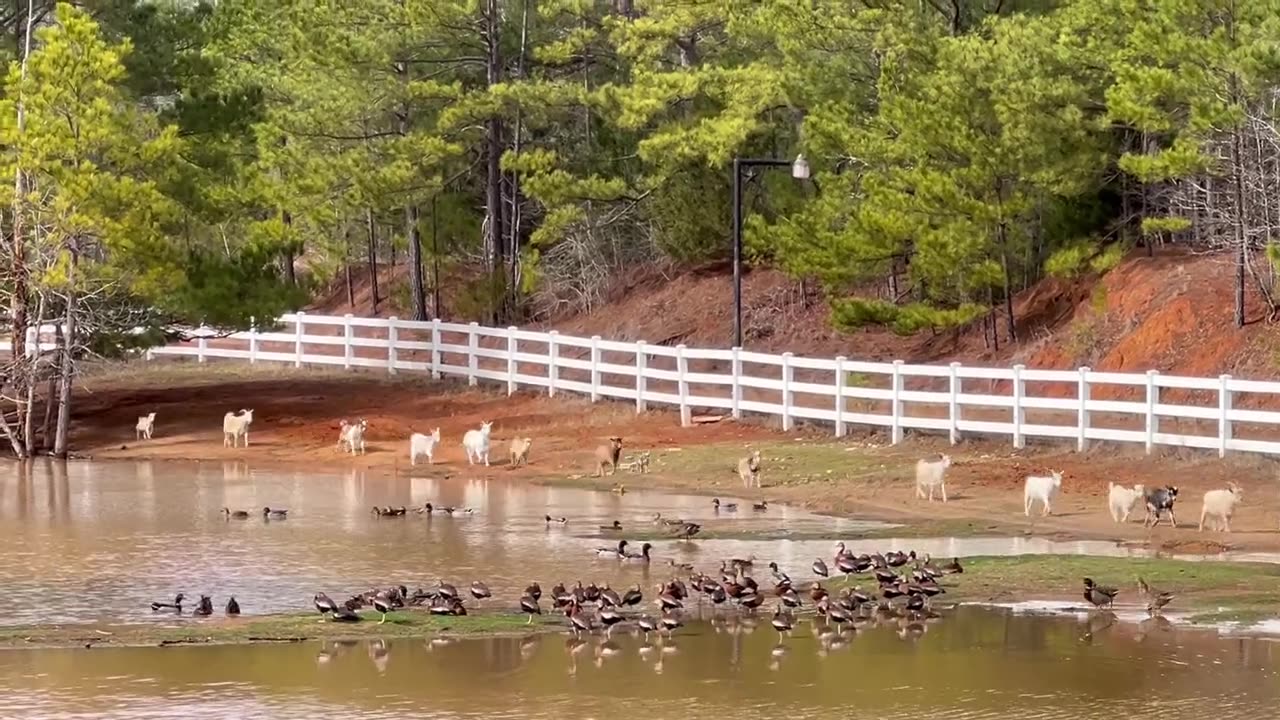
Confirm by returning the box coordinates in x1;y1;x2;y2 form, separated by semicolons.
674;522;702;539
1082;577;1119;609
770;605;794;641
524;582;543;602
812;559;829;578
622;585;643;607
940;557;964;574
1137;577;1174;615
222;508;250;520
598;606;625;637
655;584;683;611
598;584;622;608
151;593;185;613
470;581;492;601
545;514;568;525
520;594;542;624
738;591;764;611
769;561;791;585
636;614;659;638
415;503;435;515
193;595;214;616
809;583;829;604
596;539;628;558
567;604;592;637
752;501;769;512
225;597;241;616
331;605;361;622
779;587;802;609
314;592;339;615
712;498;737;512
263;507;288;519
659;609;683;636
622;542;653;563
885;550;915;568
372;593;395;624
610;484;627;495
599;520;623;531
430;597;466;616
436;580;460;600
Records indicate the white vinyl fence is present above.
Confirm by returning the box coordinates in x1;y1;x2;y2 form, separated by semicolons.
144;312;1280;458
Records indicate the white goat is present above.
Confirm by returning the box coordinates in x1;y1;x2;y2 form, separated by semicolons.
338;418;367;455
222;409;254;448
738;450;762;488
462;421;493;466
1107;482;1145;523
410;428;441;466
135;412;156;441
1023;471;1063;517
915;454;952;502
1199;482;1243;532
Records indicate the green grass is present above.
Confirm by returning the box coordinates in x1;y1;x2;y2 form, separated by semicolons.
647;440;919;489
0;609;561;650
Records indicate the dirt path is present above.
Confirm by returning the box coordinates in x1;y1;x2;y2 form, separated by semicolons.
69;362;1280;555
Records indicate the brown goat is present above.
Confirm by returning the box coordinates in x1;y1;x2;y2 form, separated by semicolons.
593;437;624;477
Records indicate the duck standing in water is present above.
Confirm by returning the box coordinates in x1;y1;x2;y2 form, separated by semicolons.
150;593;185;613
1083;577;1119;609
225;597;241;616
770;605;794;642
263;507;288;519
194;595;214;616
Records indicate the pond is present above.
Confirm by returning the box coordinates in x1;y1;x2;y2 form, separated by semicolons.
0;460;1145;626
1;606;1276;719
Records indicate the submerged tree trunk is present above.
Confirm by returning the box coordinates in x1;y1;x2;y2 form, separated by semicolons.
52;252;77;459
22;293;44;456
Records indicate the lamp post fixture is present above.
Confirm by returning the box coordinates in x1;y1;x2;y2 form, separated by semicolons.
732;154;810;348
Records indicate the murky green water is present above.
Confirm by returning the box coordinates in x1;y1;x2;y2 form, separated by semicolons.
1;459;1272;719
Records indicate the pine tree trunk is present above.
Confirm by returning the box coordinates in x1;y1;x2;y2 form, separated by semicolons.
22;293;44;456
405;204;427;321
281;209;296;286
366;207;380;313
52;252;77;459
485;0;506;321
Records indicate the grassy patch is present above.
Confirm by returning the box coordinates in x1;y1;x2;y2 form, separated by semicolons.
0;609;561;650
649;441;917;488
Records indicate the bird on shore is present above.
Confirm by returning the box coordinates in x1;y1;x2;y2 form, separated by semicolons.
263;507;288;519
1137;577;1174;615
194;595;214;616
520;594;542;624
314;593;339;615
524;582;542;602
940;558;964;574
752;501;768;512
331;605;360;622
372;593;394;624
222;508;249;520
1083;577;1119;609
812;559;829;578
470;581;492;601
225;597;241;616
151;593;185;613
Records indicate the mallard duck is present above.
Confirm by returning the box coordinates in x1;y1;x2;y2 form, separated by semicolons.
812;559;829;578
520;594;542;624
222;508;249;520
470;581;492;600
194;595;213;616
1083;577;1119;609
752;501;768;512
600;520;623;531
372;593;394;624
596;539;627;558
225;597;240;616
314;592;339;614
331;605;360;622
150;593;185;613
263;507;288;519
622;542;652;562
1137;577;1174;615
545;514;568;525
712;498;737;512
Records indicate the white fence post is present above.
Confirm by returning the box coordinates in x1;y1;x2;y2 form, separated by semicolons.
781;352;794;432
948;362;962;445
590;335;601;402
343;313;354;370
387;317;399;374
467;322;479;386
430;319;441;379
548;331;560;397
890;360;904;445
676;344;690;427
197;325;208;364
25;326;36;358
294;312;305;368
507;326;518;395
1145;369;1159;453
1077;367;1090;452
1012;364;1025;449
248;317;259;365
1219;374;1233;458
834;356;847;438
731;347;742;420
634;341;647;412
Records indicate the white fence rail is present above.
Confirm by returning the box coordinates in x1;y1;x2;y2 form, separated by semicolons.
144;312;1280;457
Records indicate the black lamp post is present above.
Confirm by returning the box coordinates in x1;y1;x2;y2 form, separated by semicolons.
731;154;810;348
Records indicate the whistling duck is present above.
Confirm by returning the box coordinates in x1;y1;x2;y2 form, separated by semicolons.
416;503;434;515
752;501;768;511
598;606;625;637
637;615;658;638
312;592;337;614
583;583;603;603
1138;577;1174;615
881;583;907;601
545;514;568;525
600;584;622;608
905;592;926;612
770;605;793;641
429;596;465;616
623;542;652;563
193;595;213;616
712;498;737;512
600;520;623;531
470;581;492;600
915;577;945;597
769;562;791;585
675;522;701;539
660;609;682;636
525;582;542;602
436;580;459;600
809;583;829;603
567;605;592;637
222;508;249;520
521;594;542;624
225;597;240;616
1083;577;1119;609
655;584;683;611
739;591;764;611
263;507;288;519
621;585;643;607
779;587;802;609
849;586;873;606
812;559;829;578
596;539;627;558
151;593;185;612
372;593;394;624
874;566;899;584
827;601;853;627
331;605;360;622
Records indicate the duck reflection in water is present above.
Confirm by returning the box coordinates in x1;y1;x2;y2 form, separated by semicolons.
367;639;389;674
